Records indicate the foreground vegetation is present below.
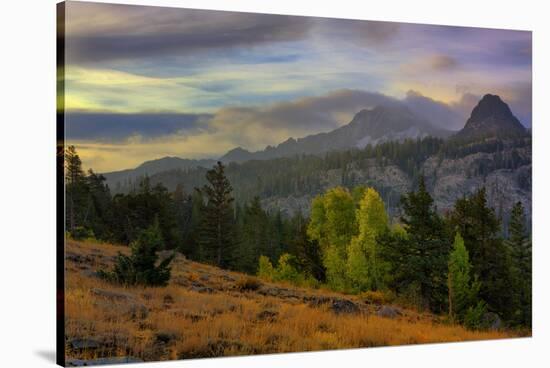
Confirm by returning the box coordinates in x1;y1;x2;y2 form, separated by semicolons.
65;239;516;363
65;141;531;336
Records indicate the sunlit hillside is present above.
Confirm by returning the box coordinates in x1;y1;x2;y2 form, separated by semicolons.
64;239;515;365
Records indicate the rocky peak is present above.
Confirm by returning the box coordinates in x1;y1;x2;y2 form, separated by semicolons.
455;94;526;140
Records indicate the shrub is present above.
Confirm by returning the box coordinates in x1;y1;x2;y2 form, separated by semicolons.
257;255;274;281
273;254;303;284
464;301;489;330
70;226;95;241
360;290;395;305
99;221;174;286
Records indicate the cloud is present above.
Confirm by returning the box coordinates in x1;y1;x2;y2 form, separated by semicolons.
67;88;470;155
65;2;312;64
429;54;459;71
65;112;212;141
404;90;465;130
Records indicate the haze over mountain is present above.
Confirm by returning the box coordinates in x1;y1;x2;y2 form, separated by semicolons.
220;104;452;163
102;94;531;232
104;157;216;189
103;102;452;182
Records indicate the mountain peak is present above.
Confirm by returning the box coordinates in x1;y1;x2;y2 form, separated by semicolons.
469;94;513;122
455;94;526;141
219;147;253;163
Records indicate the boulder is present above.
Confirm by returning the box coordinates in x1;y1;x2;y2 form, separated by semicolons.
331;299;360;315
90;288;134;301
155;331;179;344
483;312;502;330
376;305;402;319
190;285;214;294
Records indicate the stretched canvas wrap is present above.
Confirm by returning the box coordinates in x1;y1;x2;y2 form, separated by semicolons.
57;1;532;366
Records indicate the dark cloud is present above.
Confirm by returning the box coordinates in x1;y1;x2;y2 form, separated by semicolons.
404;90;465;130
66;112;212;141
314;18;400;47
66;87;531;145
65;2;312;64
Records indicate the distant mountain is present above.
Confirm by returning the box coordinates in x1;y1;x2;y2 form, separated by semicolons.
453;94;527;141
103;157;216;189
220;104;452;163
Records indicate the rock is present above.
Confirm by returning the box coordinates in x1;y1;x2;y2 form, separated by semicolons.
483;312;502;330
306;296;332;307
331;299;360;315
220;274;236;282
155;331;179;344
80;270;100;279
190;285;214;294
66;357;143;366
65;252;93;265
69;338;100;350
377;305;402;319
199;274;210;282
90;288;134;301
256;310;278;322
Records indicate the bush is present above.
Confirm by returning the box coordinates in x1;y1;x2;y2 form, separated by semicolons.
70;226;95;241
257;255;274;281
99;221;174;287
236;276;262;291
273;254;303;284
464;301;488;330
360;290;395;305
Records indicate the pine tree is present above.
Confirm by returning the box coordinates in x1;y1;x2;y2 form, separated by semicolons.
99;220;174;286
65;145;87;234
448;188;519;322
382;177;450;312
507;201;532;326
236;197;269;273
199;162;236;268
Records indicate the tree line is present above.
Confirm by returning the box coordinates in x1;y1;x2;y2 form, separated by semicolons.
301;178;531;329
65;145;530;329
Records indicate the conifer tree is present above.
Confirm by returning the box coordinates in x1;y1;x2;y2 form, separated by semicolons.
199;162;236;268
382;177;450;312
448;188;519;321
507;201;532;326
65;145;87;234
99;220;174;286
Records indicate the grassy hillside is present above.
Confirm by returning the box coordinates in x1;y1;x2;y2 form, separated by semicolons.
65;239;513;364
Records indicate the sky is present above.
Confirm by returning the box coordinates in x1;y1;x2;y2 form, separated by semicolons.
61;1;532;173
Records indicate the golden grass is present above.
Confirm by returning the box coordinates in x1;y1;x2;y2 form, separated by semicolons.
65;239;514;363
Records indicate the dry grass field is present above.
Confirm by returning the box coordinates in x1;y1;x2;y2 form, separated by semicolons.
64;239;514;365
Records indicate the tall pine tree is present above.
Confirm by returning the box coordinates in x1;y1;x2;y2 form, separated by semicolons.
507;201;532;326
448;188;519;322
382;177;450;312
199;162;236;268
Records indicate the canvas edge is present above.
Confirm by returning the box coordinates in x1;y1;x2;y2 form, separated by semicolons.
56;1;66;367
